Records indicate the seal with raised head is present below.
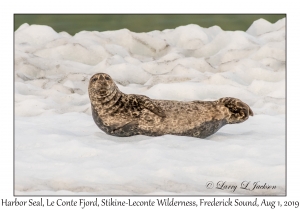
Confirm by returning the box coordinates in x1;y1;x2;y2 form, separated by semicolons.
88;73;253;138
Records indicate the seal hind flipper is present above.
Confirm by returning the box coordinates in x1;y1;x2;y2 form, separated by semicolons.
219;97;253;124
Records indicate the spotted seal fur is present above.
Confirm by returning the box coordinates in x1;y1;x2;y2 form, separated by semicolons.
88;73;253;138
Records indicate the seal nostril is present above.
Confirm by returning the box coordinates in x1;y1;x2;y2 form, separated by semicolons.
98;75;104;80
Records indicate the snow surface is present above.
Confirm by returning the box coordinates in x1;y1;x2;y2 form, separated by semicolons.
15;18;286;195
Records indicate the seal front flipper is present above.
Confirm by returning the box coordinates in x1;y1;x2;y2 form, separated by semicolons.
137;95;166;118
145;101;166;118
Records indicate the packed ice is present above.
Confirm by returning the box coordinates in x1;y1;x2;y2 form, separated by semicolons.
15;18;286;195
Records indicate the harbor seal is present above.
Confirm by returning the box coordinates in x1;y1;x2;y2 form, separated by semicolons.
88;73;253;138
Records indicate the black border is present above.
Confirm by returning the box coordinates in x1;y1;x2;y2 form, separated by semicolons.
13;14;287;197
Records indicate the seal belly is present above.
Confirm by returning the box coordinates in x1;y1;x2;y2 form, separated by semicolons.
91;104;111;134
182;119;227;138
137;100;228;137
92;104;140;137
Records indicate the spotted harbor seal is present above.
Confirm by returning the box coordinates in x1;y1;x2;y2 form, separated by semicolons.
88;73;253;138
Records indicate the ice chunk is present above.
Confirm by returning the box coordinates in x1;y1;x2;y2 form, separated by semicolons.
15;24;59;47
246;18;286;36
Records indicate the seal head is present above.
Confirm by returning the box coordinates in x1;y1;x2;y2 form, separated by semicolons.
88;73;117;101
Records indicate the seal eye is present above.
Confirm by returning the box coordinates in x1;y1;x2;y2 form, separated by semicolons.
105;76;110;81
92;77;97;82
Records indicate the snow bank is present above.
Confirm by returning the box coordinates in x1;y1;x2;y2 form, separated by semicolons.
15;18;286;195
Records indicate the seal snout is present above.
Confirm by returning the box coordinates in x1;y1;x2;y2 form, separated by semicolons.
90;73;111;82
98;73;111;81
